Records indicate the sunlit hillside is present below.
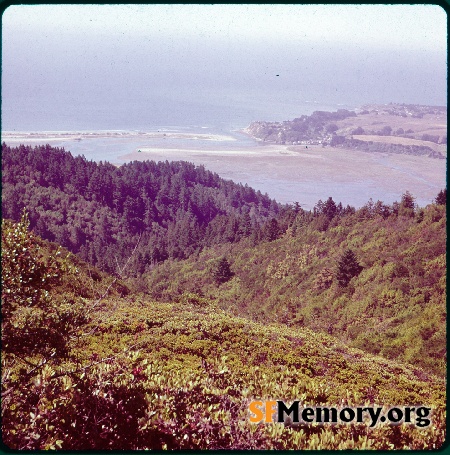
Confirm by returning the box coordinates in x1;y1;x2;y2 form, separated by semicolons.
143;197;446;377
1;214;446;449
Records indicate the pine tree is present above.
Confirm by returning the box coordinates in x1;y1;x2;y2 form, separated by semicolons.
212;257;234;286
323;196;338;220
336;249;363;287
398;191;415;217
435;189;447;205
265;218;280;241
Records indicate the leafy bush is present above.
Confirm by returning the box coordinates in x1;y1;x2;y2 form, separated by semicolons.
212;257;234;286
2;212;87;360
3;299;445;449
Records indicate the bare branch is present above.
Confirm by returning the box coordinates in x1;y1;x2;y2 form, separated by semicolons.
86;233;142;317
49;342;142;380
25;351;56;377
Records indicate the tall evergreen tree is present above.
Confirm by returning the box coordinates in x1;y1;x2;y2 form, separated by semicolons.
323;196;338;220
336;249;363;287
265;218;280;241
399;191;415;217
212;257;234;286
435;189;447;205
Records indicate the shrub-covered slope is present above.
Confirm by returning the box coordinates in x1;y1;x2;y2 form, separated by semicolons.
65;298;444;450
143;200;446;376
2;216;445;450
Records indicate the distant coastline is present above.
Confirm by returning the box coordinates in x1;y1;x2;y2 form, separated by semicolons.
2;103;445;209
2;130;237;143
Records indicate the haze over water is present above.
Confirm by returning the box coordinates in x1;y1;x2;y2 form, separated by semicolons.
3;4;446;132
2;5;447;207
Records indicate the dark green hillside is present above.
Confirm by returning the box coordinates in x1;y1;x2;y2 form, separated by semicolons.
1;216;445;450
2;143;281;274
143;197;446;376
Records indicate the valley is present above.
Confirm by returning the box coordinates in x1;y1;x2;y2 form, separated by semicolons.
2;214;446;449
1;104;446;450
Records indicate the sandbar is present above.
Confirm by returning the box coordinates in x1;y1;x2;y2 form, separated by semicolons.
119;142;446;208
121;145;305;160
3;130;445;209
2;130;236;142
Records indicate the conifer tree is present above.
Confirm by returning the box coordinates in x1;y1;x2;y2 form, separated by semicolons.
399;191;415;217
265;218;280;241
212;257;234;286
336;249;363;287
435;189;447;205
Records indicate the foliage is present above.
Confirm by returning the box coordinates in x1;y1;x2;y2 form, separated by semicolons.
2;217;133;449
1;212;87;360
246;104;446;159
212;257;234;286
336;249;363;287
335;138;441;158
1;143;446;449
2;144;281;274
144;198;446;376
246;108;356;144
435;188;446;205
2;297;445;449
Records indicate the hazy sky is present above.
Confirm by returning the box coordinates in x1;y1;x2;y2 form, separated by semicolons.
2;4;447;130
3;4;446;50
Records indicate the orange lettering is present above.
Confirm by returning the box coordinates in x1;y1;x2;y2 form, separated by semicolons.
249;401;264;423
265;400;277;423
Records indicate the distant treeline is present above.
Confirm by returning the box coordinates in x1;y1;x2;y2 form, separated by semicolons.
246;109;356;144
246;107;446;156
330;137;444;159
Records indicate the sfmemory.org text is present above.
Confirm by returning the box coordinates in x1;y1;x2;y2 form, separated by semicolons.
248;401;431;428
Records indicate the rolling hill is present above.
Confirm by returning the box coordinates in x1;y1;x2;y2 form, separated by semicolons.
1;215;445;449
142;196;446;377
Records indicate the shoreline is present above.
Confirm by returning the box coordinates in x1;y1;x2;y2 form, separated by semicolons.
1;130;237;142
2;135;445;209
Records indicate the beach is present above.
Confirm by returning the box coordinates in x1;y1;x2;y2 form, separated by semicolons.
2;130;237;143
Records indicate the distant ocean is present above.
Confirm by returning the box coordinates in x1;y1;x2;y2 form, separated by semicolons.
2;87;353;133
2;90;349;164
3;91;444;209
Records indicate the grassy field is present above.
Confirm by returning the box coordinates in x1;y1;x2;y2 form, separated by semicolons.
336;106;447;143
350;134;446;154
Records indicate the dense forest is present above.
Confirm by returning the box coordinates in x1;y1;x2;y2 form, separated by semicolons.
2;143;285;274
1;143;446;449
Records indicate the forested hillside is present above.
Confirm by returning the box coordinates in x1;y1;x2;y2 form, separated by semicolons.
2;145;446;376
1;215;445;449
143;193;447;376
2;144;283;274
